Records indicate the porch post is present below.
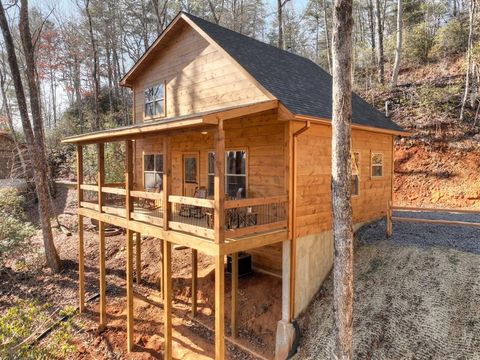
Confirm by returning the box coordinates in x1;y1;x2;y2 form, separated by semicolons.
161;137;171;298
191;249;198;317
214;120;226;359
97;143;106;330
125;140;134;351
76;145;85;313
231;252;238;338
135;233;141;283
163;240;173;359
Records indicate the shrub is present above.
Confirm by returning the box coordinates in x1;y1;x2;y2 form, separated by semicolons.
0;188;35;265
403;22;436;64
0;300;76;359
432;18;469;58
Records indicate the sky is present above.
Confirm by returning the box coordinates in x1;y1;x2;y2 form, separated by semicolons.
30;0;309;22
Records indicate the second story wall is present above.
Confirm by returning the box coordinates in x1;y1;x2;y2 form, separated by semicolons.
131;23;269;123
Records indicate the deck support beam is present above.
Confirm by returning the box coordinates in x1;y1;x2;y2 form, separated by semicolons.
215;255;225;359
125;140;134;351
77;145;85;313
214;120;225;244
161;137;172;299
191;249;198;317
163;240;173;359
126;229;134;351
231;252;238;338
97;143;106;330
135;232;141;283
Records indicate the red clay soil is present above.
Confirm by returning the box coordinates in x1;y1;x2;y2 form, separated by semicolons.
1;186;281;359
394;144;480;209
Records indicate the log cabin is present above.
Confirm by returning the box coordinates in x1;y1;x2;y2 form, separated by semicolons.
62;11;406;360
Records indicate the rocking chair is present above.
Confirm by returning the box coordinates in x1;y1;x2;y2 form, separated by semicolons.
178;186;208;218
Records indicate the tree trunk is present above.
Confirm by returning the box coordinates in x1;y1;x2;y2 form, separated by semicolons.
85;0;101;130
277;0;284;49
331;0;354;358
390;0;403;88
0;0;61;273
460;0;476;122
374;0;384;84
323;0;332;73
368;0;376;65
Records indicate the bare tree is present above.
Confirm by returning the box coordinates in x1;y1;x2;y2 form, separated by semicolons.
391;0;402;88
374;0;384;84
277;0;291;49
460;0;476;122
0;0;61;272
84;0;101;130
323;0;332;72
331;0;354;358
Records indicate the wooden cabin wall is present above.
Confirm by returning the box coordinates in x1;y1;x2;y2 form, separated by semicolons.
131;24;268;123
293;121;393;316
133;110;286;272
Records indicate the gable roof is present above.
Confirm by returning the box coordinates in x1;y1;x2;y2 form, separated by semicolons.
122;12;404;133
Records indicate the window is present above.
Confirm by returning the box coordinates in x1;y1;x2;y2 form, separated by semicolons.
207;150;247;198
208;152;215;197
371;152;383;177
144;83;165;118
184;156;198;184
144;154;163;191
352;151;360;196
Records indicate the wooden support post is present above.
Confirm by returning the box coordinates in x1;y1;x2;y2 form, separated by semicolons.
135;232;141;284
231;252;238;339
163;240;173;359
214;120;225;244
97;143;106;330
215;255;225;359
125;140;134;351
191;249;198;317
77;145;85;313
387;200;393;237
99;221;106;330
160;137;171;299
126;229;134;351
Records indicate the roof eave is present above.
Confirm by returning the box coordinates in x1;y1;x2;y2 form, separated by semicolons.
293;114;410;136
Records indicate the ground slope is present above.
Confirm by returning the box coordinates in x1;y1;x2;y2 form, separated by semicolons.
295;217;480;359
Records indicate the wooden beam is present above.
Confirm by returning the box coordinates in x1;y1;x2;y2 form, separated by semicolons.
126;229;134;352
215;255;225;359
391;216;480;228
386;201;393;237
221;229;287;255
77;145;85;313
97;143;104;213
136;233;141;284
231;252;238;339
191;249;198;317
78;215;85;313
99;220;106;330
161;137;172;298
77;207;220;256
203;100;278;122
97;143;106;330
125;140;133;218
163;240;173;359
214;120;225;244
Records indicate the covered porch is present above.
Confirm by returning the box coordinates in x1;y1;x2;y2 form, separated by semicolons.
63;100;293;359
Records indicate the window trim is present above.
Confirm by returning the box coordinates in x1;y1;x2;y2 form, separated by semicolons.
208;148;248;198
143;81;166;121
371;151;384;179
352;151;360;197
143;152;164;191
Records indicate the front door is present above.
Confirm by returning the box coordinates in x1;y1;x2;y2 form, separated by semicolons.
183;153;199;196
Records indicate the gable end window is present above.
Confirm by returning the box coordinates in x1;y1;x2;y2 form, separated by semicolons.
144;83;165;119
371;152;383;178
352;151;360;196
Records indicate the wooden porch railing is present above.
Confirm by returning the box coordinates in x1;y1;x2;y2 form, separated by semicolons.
79;186;287;240
386;201;480;237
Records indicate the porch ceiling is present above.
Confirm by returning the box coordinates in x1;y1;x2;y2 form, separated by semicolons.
61;100;279;145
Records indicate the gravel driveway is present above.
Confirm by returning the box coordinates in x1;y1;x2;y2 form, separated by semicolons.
295;214;480;359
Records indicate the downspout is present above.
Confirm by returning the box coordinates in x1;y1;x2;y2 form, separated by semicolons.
289;120;311;322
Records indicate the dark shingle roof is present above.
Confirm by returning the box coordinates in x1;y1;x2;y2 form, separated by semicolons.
184;12;403;132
